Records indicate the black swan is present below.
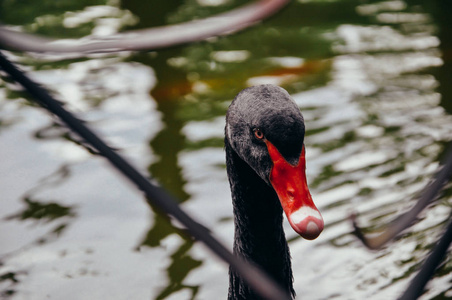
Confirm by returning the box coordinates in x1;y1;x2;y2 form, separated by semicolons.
225;84;323;299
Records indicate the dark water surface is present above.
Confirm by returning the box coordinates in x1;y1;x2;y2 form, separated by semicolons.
1;0;452;299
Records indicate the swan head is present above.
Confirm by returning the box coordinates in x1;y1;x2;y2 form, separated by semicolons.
226;84;323;240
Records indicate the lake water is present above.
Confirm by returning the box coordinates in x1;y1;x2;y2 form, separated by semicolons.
1;0;452;299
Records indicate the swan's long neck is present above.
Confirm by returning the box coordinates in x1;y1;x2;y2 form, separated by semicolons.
225;140;295;300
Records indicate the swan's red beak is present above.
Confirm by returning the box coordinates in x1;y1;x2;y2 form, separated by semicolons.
266;141;323;240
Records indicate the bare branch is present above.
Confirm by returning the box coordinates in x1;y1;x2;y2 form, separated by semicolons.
352;144;452;250
0;0;289;55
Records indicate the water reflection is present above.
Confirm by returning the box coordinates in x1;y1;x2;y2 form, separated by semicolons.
1;0;452;299
148;100;190;202
5;197;75;224
138;206;202;300
0;270;26;299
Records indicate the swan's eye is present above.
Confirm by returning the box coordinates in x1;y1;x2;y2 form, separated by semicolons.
253;128;264;140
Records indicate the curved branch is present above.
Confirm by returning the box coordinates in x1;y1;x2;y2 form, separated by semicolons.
0;0;289;54
351;144;452;250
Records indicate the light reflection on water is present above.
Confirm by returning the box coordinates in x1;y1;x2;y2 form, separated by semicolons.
1;0;452;299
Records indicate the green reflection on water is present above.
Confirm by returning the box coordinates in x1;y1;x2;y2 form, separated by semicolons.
5;197;75;223
5;196;75;247
155;238;202;300
138;206;202;299
1;0;452;299
0;0;109;37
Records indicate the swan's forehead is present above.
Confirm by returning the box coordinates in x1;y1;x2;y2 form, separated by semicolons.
231;94;303;133
235;90;299;121
252;108;303;132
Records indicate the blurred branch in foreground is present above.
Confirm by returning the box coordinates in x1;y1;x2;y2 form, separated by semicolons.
352;144;452;250
352;144;452;299
0;51;291;300
398;217;452;300
0;0;289;55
